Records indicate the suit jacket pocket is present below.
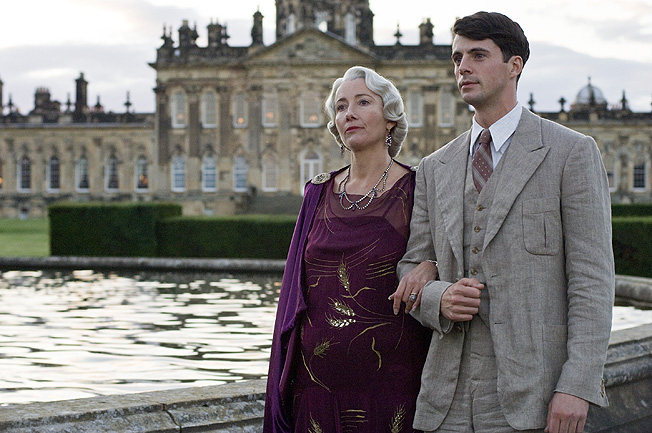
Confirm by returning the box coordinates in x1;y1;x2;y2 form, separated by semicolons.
522;197;561;255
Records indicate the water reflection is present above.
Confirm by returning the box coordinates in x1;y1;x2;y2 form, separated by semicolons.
0;269;650;406
0;269;279;405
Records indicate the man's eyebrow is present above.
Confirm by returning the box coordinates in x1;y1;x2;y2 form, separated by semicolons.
452;46;491;58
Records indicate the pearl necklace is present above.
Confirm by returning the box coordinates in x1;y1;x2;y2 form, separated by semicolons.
338;159;393;211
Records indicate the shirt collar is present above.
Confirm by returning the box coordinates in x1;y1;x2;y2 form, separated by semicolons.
469;104;523;155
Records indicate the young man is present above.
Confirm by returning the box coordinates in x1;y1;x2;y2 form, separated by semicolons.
397;11;614;433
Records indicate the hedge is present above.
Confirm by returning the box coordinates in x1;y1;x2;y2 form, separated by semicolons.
157;215;297;259
612;216;652;278
49;202;182;257
611;203;652;217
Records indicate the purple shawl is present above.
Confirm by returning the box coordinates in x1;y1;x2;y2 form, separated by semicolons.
263;177;327;433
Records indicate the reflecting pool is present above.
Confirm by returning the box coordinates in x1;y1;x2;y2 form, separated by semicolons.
0;269;650;405
0;269;279;405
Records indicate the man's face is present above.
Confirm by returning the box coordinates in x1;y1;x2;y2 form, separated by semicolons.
451;35;517;110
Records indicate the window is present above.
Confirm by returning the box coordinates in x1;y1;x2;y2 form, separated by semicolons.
602;155;617;192
105;157;119;192
171;156;186;192
262;154;278;192
17;156;31;192
262;93;278;127
633;162;646;191
233;156;248;192
47;156;60;192
315;11;328;32
345;13;356;45
233;92;248;128
201;92;218;128
407;91;423;127
135;157;149;192
171;91;186;128
202;155;217;192
438;91;455;127
300;150;322;194
300;91;322;127
76;157;90;192
287;13;296;34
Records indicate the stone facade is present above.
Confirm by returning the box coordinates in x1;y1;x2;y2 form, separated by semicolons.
0;1;651;218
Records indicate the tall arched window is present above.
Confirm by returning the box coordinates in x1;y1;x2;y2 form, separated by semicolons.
105;157;119;192
232;92;248;128
262;92;278;127
262;154;278;192
47;156;60;192
171;156;186;192
202;155;217;192
76;157;90;192
171;91;187;128
438;91;455;127
300;150;322;194
633;162;647;192
602;154;617;192
135;156;149;192
201;92;218;128
17;156;31;192
407;90;424;127
345;13;356;44
300;91;322;127
233;156;248;192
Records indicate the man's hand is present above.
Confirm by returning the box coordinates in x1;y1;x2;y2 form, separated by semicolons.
440;278;483;321
391;261;438;314
545;392;589;433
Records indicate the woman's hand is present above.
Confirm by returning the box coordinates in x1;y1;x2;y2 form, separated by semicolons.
390;261;438;314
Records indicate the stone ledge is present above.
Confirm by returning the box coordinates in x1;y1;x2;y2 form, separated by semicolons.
0;256;286;273
0;380;267;433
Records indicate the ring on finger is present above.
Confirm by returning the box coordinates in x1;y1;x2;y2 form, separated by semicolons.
409;293;417;303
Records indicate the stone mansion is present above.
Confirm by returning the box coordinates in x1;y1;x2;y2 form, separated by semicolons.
1;0;651;218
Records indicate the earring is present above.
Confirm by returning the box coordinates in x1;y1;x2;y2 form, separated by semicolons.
385;132;392;148
340;144;345;155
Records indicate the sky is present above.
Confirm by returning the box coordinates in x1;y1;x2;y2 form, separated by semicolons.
1;0;651;115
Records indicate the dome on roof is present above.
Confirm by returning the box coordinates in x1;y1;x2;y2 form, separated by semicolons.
574;78;608;106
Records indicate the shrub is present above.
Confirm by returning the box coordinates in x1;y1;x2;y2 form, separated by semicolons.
49;202;181;257
157;214;297;259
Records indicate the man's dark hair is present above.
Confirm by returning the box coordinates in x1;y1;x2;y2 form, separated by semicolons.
453;11;530;67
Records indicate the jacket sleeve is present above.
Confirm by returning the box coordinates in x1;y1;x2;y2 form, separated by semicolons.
398;157;454;336
555;135;614;407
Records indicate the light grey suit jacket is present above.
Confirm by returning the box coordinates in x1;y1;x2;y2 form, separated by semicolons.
398;108;614;431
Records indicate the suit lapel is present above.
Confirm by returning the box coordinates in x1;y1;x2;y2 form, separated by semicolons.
484;109;549;248
435;131;470;265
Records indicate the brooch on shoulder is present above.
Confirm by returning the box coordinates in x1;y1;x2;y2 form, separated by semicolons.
311;173;331;184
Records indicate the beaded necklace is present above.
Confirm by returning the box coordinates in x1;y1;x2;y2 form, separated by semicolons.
338;159;393;211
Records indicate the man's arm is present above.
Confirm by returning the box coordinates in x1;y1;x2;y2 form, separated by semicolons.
557;135;614;402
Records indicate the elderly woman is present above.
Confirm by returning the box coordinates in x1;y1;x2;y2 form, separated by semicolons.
264;66;436;433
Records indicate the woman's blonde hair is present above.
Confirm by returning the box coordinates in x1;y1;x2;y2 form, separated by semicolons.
324;66;408;158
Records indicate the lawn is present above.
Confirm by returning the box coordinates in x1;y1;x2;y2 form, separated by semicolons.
0;218;49;257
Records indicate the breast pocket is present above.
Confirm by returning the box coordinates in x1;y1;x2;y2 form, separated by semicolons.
522;197;561;255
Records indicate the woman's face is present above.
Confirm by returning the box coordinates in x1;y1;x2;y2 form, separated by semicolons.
334;78;394;152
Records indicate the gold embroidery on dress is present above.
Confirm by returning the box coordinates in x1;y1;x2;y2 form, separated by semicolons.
300;350;331;392
371;336;382;370
390;405;407;433
308;415;323;433
313;338;337;358
341;408;368;433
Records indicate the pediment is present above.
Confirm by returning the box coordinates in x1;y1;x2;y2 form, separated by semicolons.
245;27;376;65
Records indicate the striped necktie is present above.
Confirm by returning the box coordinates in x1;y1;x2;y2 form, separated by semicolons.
472;129;493;192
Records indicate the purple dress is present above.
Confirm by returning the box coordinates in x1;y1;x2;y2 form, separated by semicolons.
291;170;431;433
